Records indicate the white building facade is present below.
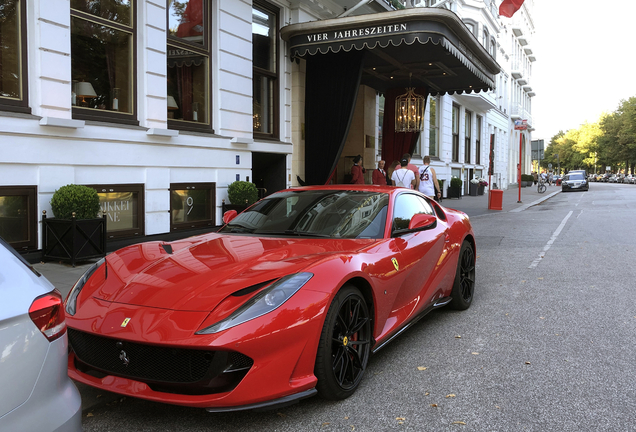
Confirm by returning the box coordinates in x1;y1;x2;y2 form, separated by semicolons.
0;0;534;255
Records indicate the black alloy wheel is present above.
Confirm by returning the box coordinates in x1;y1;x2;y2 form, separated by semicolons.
449;241;475;310
315;285;371;400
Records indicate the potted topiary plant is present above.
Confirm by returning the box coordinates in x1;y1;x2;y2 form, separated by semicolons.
478;178;488;195
447;177;462;199
42;184;106;266
469;178;479;196
222;181;259;214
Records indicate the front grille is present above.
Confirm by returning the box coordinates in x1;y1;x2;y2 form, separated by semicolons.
69;328;253;391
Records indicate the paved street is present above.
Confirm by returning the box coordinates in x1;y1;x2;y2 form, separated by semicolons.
34;182;636;431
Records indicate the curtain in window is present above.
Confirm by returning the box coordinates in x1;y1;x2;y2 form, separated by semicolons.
303;50;365;185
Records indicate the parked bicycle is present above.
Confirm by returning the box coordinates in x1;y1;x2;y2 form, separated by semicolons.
537;178;547;194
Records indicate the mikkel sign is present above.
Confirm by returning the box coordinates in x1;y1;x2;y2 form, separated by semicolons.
305;23;408;42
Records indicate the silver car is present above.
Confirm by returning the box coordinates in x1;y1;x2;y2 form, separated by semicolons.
0;237;82;432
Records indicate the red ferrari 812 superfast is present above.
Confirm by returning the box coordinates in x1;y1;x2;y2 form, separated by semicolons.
65;185;476;412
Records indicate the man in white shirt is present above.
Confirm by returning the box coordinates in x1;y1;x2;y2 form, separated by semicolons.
418;155;441;200
391;157;416;189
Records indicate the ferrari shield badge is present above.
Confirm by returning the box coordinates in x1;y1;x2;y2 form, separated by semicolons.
121;318;131;328
391;257;399;271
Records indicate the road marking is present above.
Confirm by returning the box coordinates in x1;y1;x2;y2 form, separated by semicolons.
529;211;573;269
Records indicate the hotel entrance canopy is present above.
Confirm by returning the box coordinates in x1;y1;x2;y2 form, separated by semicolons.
280;8;501;186
281;8;501;95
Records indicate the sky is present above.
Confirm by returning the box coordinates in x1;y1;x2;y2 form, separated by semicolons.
530;0;636;142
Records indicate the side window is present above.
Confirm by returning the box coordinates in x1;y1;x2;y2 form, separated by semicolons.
392;193;434;232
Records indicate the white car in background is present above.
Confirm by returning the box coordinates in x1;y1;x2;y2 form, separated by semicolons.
0;237;82;432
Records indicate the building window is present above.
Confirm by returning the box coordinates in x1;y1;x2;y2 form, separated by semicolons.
463;19;477;37
464;110;472;164
476;115;482;165
0;186;37;251
167;0;211;131
452;104;459;163
70;0;136;124
0;0;29;113
482;28;489;51
87;184;144;239
252;0;279;139
428;95;438;158
490;38;497;59
170;182;216;231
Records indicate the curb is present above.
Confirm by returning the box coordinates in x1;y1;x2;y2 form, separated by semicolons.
509;190;561;213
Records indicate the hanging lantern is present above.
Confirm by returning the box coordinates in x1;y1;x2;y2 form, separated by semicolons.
395;87;425;132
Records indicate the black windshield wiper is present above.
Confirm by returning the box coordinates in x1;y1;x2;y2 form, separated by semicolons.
254;230;331;238
220;224;255;234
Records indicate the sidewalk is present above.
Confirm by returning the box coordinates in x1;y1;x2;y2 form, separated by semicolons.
441;183;561;217
34;183;561;297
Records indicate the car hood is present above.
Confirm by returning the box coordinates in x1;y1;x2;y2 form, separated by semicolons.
92;233;372;312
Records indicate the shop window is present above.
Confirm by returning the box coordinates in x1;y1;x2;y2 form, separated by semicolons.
70;0;136;124
170;183;216;230
252;0;279;139
87;184;144;239
167;0;212;132
0;0;29;113
0;186;37;251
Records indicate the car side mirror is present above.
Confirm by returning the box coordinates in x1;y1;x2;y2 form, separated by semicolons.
222;210;238;224
408;213;437;230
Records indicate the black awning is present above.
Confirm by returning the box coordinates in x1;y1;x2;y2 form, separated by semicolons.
281;8;501;95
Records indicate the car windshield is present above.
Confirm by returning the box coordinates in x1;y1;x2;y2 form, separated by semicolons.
219;190;389;239
566;173;585;180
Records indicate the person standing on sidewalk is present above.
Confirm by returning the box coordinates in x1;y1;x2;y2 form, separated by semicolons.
372;160;387;186
391;157;416;189
350;155;366;184
403;153;420;190
418;156;441;201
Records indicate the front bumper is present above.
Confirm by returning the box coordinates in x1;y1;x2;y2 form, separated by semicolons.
67;289;330;409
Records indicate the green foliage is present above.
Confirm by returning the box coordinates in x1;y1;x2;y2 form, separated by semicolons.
227;181;258;206
450;177;462;188
546;95;636;174
50;184;101;219
521;174;534;182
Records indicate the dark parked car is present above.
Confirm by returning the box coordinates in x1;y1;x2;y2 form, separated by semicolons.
562;173;589;192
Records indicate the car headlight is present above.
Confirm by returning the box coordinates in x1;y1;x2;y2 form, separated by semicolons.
65;258;105;316
196;272;313;335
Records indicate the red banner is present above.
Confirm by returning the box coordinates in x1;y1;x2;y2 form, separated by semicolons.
499;0;524;18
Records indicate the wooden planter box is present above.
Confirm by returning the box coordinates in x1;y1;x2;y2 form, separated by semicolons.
447;186;462;199
42;214;106;267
